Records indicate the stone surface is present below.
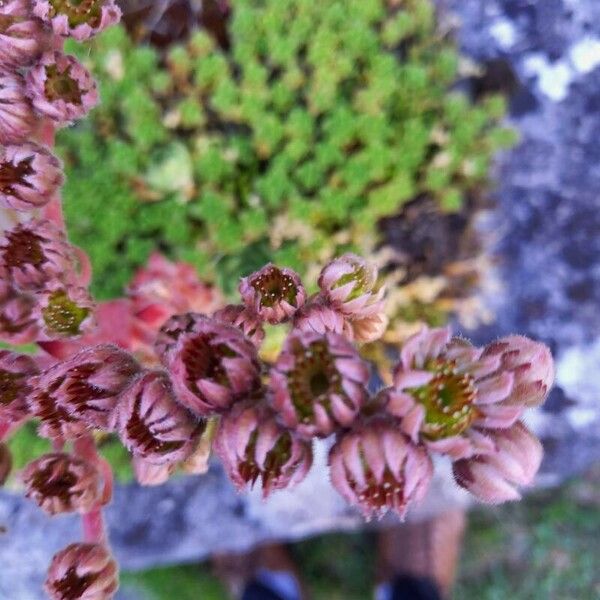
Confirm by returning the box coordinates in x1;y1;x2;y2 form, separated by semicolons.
3;1;600;596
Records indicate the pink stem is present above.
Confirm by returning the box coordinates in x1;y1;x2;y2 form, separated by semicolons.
74;434;112;545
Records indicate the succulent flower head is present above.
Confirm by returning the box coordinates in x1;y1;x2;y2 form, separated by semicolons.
168;316;261;416
33;0;122;41
45;542;118;600
318;254;385;319
388;327;553;460
453;421;543;504
239;264;306;324
214;399;313;498
22;452;102;515
26;51;98;125
0;349;38;423
0;0;45;68
35;282;94;339
0;281;38;344
329;419;433;519
0;441;12;485
28;344;140;437
111;370;203;465
0;72;35;145
214;304;265;348
1;220;73;291
269;331;369;438
0;144;63;212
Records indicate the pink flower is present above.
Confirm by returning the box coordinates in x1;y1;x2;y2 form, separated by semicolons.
293;300;352;337
0;72;35;145
0;349;38;424
480;335;554;409
45;542;118;600
0;143;63;212
269;331;369;439
0;281;38;344
153;311;205;364
34;282;95;339
0;0;45;68
167;316;261;416
387;327;553;460
33;0;122;41
318;254;385;319
111;370;203;465
128;253;222;350
28;344;140;438
26;51;98;125
239;264;306;324
348;313;389;343
329;419;433;519
22;452;102;515
453;421;543;503
214;399;313;498
0;220;73;291
214;304;265;347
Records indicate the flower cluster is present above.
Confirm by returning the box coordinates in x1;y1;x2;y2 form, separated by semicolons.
0;1;124;597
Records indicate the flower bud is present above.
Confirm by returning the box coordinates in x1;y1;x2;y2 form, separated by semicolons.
153;311;205;363
481;335;554;408
132;455;174;486
239;264;306;324
0;281;38;344
34;282;95;339
269;331;369;438
28;344;140;438
26;51;98;125
0;144;63;212
0;0;45;68
45;542;118;600
0;442;12;485
214;399;313;498
33;0;122;41
453;421;543;504
214;304;265;347
0;72;35;145
111;370;203;465
0;349;38;423
348;313;388;343
318;254;385;319
168;317;261;416
329;419;433;519
1;220;73;292
293;300;351;337
22;452;102;515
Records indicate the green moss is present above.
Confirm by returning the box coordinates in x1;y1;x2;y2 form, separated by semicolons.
57;0;510;301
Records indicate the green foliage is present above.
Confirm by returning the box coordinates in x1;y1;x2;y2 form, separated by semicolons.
58;0;511;300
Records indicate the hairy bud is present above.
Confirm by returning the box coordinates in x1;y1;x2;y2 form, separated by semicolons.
22;452;102;515
214;399;313;498
0;281;38;344
0;349;38;423
0;0;45;68
0;72;35;145
329;419;433;519
45;542;118;600
214;304;265;347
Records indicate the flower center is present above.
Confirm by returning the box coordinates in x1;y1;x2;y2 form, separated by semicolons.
409;358;478;440
182;334;238;390
2;228;44;269
0;155;34;196
52;565;95;599
42;289;90;336
0;369;25;406
49;0;103;27
250;267;298;308
288;340;342;422
44;64;82;105
30;461;78;500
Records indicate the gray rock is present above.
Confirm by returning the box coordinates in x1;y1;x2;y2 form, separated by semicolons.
3;1;600;596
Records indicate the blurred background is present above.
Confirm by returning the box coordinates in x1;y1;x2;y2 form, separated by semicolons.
2;0;600;598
